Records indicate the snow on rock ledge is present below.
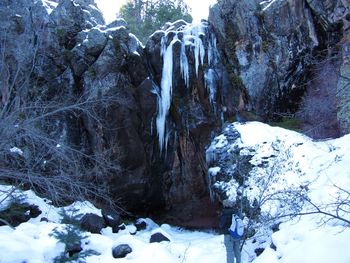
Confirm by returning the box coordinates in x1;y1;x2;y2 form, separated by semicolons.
206;121;350;262
207;122;350;215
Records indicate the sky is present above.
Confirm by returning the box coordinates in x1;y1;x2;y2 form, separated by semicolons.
95;0;218;23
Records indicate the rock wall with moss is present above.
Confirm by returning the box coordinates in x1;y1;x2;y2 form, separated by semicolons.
209;0;350;131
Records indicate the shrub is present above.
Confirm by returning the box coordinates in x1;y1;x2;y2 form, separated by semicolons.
50;209;100;263
297;58;340;139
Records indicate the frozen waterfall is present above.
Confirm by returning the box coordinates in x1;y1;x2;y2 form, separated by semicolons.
156;37;178;152
156;21;219;152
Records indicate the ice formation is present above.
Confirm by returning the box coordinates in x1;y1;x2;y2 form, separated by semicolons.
156;21;219;152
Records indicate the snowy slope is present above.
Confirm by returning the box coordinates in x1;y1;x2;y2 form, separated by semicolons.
207;122;350;263
0;186;228;263
0;122;349;263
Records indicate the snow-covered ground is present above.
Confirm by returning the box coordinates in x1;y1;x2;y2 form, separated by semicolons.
208;122;350;263
1;122;350;262
0;186;228;263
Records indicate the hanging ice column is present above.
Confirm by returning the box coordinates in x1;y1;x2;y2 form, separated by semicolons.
156;21;219;152
156;36;177;152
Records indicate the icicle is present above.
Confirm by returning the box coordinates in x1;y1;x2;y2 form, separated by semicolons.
156;38;178;152
160;35;167;56
156;21;219;152
180;43;189;88
208;33;218;67
205;69;216;103
183;24;205;77
193;37;205;77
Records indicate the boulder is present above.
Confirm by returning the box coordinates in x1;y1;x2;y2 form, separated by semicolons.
66;241;82;257
0;202;41;227
112;223;126;233
80;213;105;234
102;208;121;228
40;217;49;222
29;205;42;218
112;244;132;258
135;218;147;231
150;232;170;243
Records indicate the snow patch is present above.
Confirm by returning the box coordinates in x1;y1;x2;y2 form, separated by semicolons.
208;167;221;176
10;147;23;156
40;0;58;15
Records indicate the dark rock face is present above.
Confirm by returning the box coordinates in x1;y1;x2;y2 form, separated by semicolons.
209;0;350;126
143;21;234;224
209;0;318;117
150;232;170;243
112;244;132;258
337;43;350;134
80;213;105;234
0;0;151;213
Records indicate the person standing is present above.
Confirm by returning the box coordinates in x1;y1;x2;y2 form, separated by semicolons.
219;205;244;263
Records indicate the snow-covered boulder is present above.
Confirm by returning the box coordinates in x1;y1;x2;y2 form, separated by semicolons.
207;121;350;262
207;121;350;218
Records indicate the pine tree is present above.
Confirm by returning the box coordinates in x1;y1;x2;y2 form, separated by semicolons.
118;0;192;43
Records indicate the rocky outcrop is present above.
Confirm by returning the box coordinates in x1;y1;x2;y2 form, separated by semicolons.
143;20;236;224
337;39;350;134
0;0;223;225
0;0;151;213
209;0;317;118
205;122;310;233
209;0;350;126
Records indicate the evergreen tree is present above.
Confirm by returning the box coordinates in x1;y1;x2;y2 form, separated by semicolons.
118;0;192;43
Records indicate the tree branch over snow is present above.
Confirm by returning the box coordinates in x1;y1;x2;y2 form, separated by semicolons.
0;16;124;212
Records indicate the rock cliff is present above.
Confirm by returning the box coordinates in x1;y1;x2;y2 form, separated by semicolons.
0;0;349;227
209;0;350;133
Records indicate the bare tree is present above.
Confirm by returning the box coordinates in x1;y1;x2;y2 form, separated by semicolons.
297;55;340;139
0;18;123;212
229;140;349;248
